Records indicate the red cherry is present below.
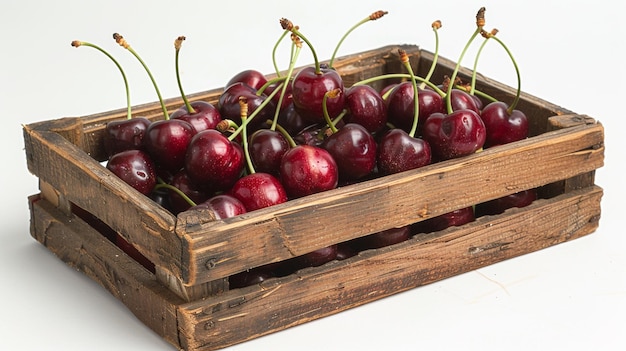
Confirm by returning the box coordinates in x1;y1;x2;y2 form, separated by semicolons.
230;173;288;212
248;129;290;177
291;66;345;124
321;123;377;181
413;206;476;233
143;119;195;173
422;110;486;161
480;101;529;148
106;149;156;196
279;144;338;198
103;117;151;157
226;69;268;91
376;129;431;175
190;194;247;220
170;101;222;134
343;85;388;133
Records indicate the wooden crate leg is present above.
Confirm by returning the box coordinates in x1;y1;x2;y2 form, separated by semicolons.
156;267;228;302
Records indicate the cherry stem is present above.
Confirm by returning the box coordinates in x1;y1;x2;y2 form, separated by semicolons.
174;36;196;114
71;40;132;121
239;97;256;174
113;33;170;120
353;73;445;96
489;33;522;113
328;10;388;69
265;119;298;148
399;49;420;137
155;178;197;207
272;29;291;76
270;37;302;130
420;20;442;90
445;7;485;114
280;18;320;73
226;85;283;142
322;89;342;134
457;85;498;103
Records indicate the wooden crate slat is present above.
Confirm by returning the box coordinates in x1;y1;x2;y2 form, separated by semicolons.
176;185;603;351
23;126;182;277
177;121;604;285
28;195;184;349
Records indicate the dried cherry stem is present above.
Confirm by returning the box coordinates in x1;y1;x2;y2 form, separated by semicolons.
113;33;170;119
280;18;320;73
445;7;485;114
71;40;132;121
322;89;343;133
239;97;256;174
174;36;196;114
419;20;442;90
155;178;197;207
328;10;388;69
399;49;420;137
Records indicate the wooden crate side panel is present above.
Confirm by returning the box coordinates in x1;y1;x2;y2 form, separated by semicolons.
23;126;182;277
28;195;184;349
178;122;604;285
177;186;603;351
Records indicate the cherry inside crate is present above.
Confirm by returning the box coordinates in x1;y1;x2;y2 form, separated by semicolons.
23;44;604;351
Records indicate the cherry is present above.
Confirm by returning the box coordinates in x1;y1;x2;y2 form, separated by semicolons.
248;128;290;177
218;82;276;132
321;123;377;181
279;144;338;198
448;88;481;114
277;102;311;136
70;40;152;157
422;110;486;161
226;69;268;91
165;170;210;215
190;194;247;220
413;206;475;234
376;128;431;175
291;65;345;124
273;245;339;277
229;266;274;289
170;100;222;134
106;149;157;196
353;225;411;251
103;117;152;157
480;101;528;147
185;129;245;193
475;189;538;217
230;172;288;212
143;119;195;173
343;85;388;133
386;82;444;133
170;37;222;134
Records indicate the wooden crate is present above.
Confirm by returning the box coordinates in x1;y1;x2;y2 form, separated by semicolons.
23;44;604;350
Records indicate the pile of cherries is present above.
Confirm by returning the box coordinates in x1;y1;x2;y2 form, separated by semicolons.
73;8;538;287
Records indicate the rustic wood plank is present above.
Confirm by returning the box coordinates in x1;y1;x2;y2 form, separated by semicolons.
23;126;182;278
176;185;603;350
178;121;604;285
28;195;184;349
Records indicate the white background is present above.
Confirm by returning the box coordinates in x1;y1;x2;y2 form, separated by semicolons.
2;1;625;350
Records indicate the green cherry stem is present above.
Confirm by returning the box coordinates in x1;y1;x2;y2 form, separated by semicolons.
226;86;283;142
270;36;303;130
420;20;442;90
174;36;196;114
113;33;170;120
155;178;197;207
328;10;388;69
70;40;132;121
488;32;522;113
272;29;291;76
353;73;445;97
239;97;256;174
280;18;320;73
322;89;342;133
399;49;420;137
445;7;485;114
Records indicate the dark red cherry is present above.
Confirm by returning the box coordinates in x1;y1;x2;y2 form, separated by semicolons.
413;206;475;234
291;66;345;124
449;89;481;114
385;82;445;133
353;225;411;251
480;101;529;148
321;123;377;181
143;119;195;173
343;85;388;133
248;129;290;177
106;149;156;196
279;144;338;198
167;170;210;215
376;128;431;175
230;173;288;212
184;129;244;193
190;194;247;220
229;266;274;289
475;189;538;217
226;69;268;91
218;82;276;132
170;101;222;134
103;117;151;157
422;110;486;161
